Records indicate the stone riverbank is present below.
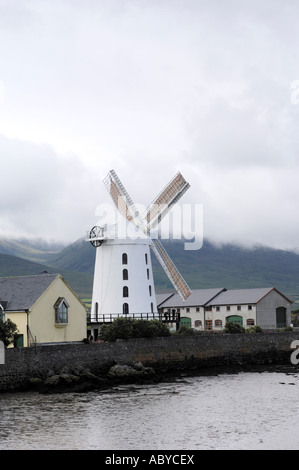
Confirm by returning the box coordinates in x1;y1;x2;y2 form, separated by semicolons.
0;331;299;393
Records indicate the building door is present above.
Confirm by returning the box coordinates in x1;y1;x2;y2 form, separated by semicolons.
15;335;23;348
226;315;243;327
180;317;191;328
276;307;286;328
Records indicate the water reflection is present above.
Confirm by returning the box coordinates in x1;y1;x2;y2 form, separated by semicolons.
0;371;299;450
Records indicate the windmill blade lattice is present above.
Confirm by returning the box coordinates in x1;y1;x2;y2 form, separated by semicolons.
103;169;192;301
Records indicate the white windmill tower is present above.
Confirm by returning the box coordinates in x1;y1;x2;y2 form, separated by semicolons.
87;169;191;330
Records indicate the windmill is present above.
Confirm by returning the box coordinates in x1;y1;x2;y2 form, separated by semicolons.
87;169;191;327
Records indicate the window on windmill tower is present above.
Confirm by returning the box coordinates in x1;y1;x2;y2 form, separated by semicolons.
122;253;128;264
123;269;128;280
54;297;69;324
149;285;152;296
145;253;148;265
123;303;129;314
123;286;129;297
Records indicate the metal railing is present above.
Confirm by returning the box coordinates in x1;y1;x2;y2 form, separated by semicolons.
89;311;181;324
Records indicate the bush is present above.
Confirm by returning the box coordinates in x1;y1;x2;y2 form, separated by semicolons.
98;317;171;342
246;325;263;334
174;326;197;336
223;321;245;334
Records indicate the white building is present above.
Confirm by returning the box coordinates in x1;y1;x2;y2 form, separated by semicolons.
157;287;292;331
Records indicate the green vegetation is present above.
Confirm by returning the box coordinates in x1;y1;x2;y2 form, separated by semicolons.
98;317;171;342
174;325;198;336
0;319;18;347
223;321;245;334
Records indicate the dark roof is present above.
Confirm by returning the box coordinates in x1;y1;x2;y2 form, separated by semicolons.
156;292;175;307
156;288;226;308
206;287;292;306
0;274;59;311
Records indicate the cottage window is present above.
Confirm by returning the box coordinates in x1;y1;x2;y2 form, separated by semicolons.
237;305;241;311
54;298;69;324
226;306;231;311
194;320;202;327
216;306;220;312
215;319;223;327
248;305;252;310
247;319;255;326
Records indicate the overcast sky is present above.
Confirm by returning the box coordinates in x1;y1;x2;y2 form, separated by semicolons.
1;0;299;250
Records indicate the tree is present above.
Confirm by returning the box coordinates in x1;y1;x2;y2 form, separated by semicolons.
0;319;19;347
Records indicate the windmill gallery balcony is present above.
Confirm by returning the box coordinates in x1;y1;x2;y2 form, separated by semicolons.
88;310;181;325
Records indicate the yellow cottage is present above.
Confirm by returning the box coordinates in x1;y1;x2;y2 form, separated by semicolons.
0;273;87;347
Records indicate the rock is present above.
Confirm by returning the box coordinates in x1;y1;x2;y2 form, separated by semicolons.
108;364;141;378
108;363;155;379
29;377;43;387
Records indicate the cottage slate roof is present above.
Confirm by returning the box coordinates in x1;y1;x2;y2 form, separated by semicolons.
157;288;226;308
0;273;59;311
205;287;292;306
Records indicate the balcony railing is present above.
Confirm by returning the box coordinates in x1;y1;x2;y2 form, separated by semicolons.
88;311;181;324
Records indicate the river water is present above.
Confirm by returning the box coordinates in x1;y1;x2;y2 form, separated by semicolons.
0;369;299;450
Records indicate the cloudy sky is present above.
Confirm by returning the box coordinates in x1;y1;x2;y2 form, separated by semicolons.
1;0;299;250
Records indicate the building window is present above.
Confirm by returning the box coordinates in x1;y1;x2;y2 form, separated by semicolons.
216;306;220;312
123;303;129;315
215;319;223;327
247;319;255;326
194;320;202;327
248;305;252;310
123;269;128;280
122;253;128;265
123;286;129;298
145;253;148;265
226;306;231;311
196;307;200;312
237;305;241;311
186;307;190;312
54;297;69;324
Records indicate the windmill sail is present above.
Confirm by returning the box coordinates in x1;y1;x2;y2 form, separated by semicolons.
151;238;191;301
144;172;190;233
103;169;192;302
103;170;141;225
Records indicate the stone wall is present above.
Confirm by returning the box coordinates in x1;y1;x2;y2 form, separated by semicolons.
0;331;298;392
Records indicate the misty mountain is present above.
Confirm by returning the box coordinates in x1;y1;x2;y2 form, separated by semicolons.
0;237;299;304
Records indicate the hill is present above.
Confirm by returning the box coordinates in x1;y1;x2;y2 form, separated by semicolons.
0;252;93;299
1;237;299;304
